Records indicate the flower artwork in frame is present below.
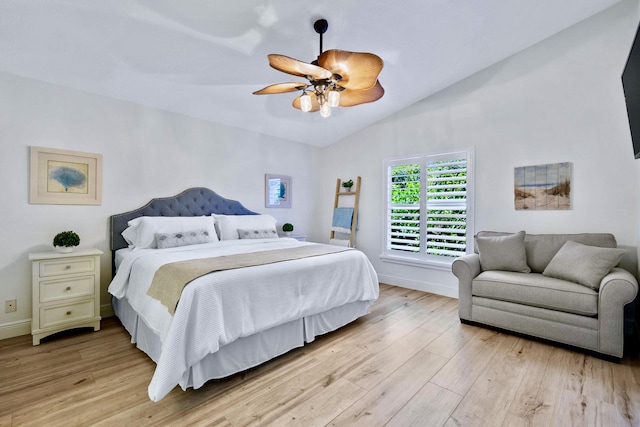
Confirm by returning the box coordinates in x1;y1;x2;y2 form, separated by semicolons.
514;162;571;210
265;174;292;208
30;146;103;205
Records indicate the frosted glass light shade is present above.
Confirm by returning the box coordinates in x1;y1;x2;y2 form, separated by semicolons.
300;93;312;112
320;103;331;118
328;90;340;107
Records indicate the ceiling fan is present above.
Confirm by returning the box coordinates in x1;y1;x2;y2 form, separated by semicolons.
253;19;384;118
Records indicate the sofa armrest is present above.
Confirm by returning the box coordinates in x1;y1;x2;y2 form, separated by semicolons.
598;267;639;357
452;254;481;320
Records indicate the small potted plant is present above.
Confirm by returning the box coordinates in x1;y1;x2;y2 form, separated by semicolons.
282;223;294;236
342;179;354;192
53;230;80;253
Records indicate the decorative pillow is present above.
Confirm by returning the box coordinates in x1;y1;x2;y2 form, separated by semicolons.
237;228;279;239
542;240;626;290
121;216;218;249
475;230;531;273
156;229;214;249
212;214;277;241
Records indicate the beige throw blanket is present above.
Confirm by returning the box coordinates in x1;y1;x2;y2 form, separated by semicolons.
147;244;352;314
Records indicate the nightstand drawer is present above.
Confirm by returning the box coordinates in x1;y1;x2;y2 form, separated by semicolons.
40;276;95;303
39;257;95;278
40;300;95;329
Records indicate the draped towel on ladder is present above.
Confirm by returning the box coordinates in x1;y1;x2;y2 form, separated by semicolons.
331;208;354;234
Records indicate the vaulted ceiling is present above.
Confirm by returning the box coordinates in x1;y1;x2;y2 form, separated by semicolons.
0;0;621;146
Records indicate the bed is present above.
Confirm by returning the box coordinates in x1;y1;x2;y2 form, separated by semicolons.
108;187;379;402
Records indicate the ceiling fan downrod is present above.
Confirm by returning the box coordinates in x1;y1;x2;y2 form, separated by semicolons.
314;19;328;56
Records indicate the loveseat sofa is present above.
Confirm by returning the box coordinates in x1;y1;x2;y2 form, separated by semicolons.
452;231;638;358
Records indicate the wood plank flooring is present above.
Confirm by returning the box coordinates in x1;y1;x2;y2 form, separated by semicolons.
1;283;639;426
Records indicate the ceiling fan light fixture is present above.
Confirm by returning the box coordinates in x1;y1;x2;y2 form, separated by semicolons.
299;91;312;112
254;18;383;117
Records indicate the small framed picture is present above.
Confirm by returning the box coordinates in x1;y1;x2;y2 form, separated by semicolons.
30;146;102;205
265;174;292;208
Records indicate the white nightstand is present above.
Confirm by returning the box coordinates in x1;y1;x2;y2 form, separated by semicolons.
28;249;103;345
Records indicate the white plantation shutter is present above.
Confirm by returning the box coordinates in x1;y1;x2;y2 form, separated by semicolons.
425;157;468;258
387;163;421;253
383;150;473;269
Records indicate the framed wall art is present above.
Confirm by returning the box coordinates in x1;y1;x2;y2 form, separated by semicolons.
514;162;571;210
29;146;103;205
265;174;292;208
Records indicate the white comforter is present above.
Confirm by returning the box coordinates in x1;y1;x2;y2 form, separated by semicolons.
108;238;379;401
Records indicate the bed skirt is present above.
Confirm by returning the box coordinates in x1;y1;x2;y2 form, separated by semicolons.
112;296;371;395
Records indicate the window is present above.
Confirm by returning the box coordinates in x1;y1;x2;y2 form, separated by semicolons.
381;149;474;270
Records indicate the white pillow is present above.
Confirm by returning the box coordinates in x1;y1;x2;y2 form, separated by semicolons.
212;214;277;241
122;216;218;249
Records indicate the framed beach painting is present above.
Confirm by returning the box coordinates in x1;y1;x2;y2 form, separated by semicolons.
265;174;292;208
514;162;571;210
30;146;103;205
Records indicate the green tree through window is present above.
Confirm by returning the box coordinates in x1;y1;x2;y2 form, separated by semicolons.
383;150;473;268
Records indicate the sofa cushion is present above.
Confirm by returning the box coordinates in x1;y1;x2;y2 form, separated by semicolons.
475;232;617;273
472;271;598;316
475;231;530;273
542;241;626;290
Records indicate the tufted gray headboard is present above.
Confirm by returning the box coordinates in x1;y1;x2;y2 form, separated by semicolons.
110;187;258;254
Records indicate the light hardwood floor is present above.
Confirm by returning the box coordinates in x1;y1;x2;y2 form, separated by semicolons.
1;283;639;426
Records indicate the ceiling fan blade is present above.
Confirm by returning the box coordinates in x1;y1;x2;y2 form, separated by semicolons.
268;54;332;80
318;49;383;90
292;92;320;112
253;82;308;95
339;81;385;107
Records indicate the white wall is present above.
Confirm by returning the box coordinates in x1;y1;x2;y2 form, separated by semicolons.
0;72;318;338
313;0;640;297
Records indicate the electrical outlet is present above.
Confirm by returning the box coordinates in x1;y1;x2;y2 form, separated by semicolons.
4;299;16;313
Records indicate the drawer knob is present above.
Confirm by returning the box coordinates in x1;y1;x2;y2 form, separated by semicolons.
64;265;71;270
65;286;71;291
66;311;72;316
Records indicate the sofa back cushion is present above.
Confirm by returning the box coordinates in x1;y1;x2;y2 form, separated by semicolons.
475;232;617;273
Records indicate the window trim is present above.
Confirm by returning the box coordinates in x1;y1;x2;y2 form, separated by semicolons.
380;148;475;270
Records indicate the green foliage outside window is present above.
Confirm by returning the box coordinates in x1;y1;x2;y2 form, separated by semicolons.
389;164;421;252
389;160;467;257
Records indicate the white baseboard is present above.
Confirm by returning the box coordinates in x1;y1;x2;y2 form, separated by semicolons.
378;274;459;299
1;283;454;340
0;303;115;341
0;319;31;340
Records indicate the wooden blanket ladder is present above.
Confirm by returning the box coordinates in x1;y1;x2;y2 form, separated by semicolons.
330;176;361;248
